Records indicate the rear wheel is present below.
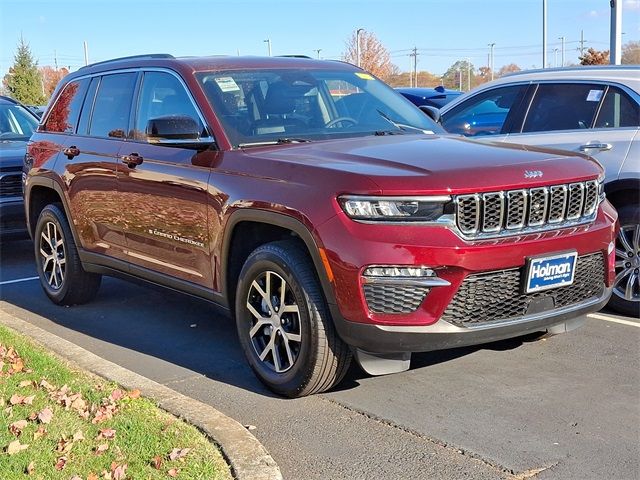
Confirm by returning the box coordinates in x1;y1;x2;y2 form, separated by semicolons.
34;204;102;305
609;205;640;317
235;240;351;397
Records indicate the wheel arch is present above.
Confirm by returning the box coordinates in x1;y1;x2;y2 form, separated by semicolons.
26;178;78;245
221;210;337;311
604;178;640;210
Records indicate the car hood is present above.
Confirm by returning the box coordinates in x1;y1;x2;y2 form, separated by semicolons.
247;134;603;195
0;140;28;169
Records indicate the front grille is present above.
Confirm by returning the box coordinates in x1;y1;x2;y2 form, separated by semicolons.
441;252;604;327
455;180;599;238
363;283;429;314
0;173;22;198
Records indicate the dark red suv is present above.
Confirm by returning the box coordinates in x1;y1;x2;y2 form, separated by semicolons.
25;55;617;397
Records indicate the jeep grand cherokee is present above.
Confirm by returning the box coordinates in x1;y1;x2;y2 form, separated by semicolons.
25;55;617;397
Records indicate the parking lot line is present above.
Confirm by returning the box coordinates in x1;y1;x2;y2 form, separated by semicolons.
587;313;640;328
0;276;39;286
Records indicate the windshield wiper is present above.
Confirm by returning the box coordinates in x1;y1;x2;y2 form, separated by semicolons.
238;138;312;148
376;109;430;134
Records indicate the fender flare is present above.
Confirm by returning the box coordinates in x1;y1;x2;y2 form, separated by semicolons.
220;209;337;308
25;176;79;245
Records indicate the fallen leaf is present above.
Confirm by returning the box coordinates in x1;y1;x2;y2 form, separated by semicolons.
11;357;24;372
40;379;56;391
9;419;28;436
109;389;125;401
168;468;179;477
70;476;83;480
38;407;53;424
19;380;35;388
26;461;35;474
73;430;85;441
111;463;127;480
151;455;163;470
95;443;109;455
33;426;47;439
55;456;67;470
88;473;99;480
23;395;35;405
97;428;116;440
7;439;29;455
9;394;24;405
168;447;190;461
28;411;38;421
128;389;141;399
56;436;74;454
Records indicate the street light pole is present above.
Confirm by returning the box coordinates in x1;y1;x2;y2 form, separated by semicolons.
558;36;565;67
542;0;547;68
610;0;622;64
466;57;471;91
263;39;272;57
553;48;558;68
356;28;364;67
488;43;495;81
314;49;322;59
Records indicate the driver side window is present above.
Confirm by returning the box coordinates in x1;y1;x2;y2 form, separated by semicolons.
441;85;527;136
134;71;204;141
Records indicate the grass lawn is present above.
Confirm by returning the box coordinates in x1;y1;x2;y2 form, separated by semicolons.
0;324;231;479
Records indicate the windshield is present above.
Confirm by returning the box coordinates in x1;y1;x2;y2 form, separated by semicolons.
0;103;39;141
196;68;444;147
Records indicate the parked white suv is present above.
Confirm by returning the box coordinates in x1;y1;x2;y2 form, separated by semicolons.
438;66;639;316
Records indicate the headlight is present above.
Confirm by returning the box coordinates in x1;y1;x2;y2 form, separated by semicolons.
338;195;451;221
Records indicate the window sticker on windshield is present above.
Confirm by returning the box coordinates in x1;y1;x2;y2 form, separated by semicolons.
355;72;374;80
586;89;603;102
214;77;241;92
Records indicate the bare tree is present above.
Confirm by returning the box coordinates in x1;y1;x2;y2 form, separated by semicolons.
497;63;521;77
622;41;640;64
342;30;398;81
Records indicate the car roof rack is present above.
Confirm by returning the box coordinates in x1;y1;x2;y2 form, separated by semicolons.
81;53;174;69
277;55;312;59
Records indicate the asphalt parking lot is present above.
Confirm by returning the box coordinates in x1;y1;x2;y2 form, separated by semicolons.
1;237;639;480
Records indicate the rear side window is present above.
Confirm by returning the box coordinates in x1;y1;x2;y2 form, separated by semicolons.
594;86;640;128
522;83;602;133
134;71;205;141
440;85;527;136
88;73;137;138
43;79;89;133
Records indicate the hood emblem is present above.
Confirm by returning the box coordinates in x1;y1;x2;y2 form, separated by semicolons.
524;170;543;179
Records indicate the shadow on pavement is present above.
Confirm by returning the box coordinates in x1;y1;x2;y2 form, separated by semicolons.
1;237;547;397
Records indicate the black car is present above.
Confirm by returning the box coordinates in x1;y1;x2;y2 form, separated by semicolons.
0;95;40;237
396;86;462;109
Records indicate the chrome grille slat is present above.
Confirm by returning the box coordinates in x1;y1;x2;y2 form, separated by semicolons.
0;173;22;198
454;180;600;239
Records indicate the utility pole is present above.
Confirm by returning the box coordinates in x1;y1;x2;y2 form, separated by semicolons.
553;48;558;68
54;50;58;70
466;57;471;91
263;39;272;57
578;30;586;58
83;41;89;66
558;36;565;67
314;49;322;59
488;43;495;81
542;0;547;68
409;47;418;87
458;67;462;91
356;28;364;67
610;0;622;64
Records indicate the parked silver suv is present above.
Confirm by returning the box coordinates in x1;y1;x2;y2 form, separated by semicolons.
438;66;639;316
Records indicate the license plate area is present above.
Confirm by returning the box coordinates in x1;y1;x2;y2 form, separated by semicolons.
525;251;578;293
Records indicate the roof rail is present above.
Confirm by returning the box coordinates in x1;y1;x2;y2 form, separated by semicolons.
277;55;312;59
81;53;174;69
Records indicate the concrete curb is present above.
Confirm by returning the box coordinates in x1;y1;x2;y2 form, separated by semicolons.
0;302;283;480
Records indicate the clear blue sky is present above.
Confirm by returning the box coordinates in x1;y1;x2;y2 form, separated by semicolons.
1;0;638;78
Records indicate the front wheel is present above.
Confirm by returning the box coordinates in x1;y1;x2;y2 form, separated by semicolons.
609;205;640;317
235;240;351;397
34;204;102;306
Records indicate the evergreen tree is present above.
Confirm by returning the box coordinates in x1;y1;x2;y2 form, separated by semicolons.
2;37;46;105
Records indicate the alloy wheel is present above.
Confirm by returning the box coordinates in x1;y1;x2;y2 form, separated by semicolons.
39;221;66;290
246;270;302;373
614;223;640;303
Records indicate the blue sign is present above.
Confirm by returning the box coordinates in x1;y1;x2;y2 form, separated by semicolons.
526;252;578;293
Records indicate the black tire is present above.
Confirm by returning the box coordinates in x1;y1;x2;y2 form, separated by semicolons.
34;203;102;305
235;240;351;397
608;205;640;317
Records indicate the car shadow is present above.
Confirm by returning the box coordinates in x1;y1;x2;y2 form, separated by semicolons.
1;237;550;398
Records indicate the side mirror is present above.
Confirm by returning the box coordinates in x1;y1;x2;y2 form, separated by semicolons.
147;115;200;141
419;105;441;123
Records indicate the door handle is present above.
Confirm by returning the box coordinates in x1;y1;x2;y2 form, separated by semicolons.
121;153;144;168
579;142;612;152
63;146;80;159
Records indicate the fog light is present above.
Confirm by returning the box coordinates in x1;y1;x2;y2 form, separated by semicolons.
363;266;436;278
